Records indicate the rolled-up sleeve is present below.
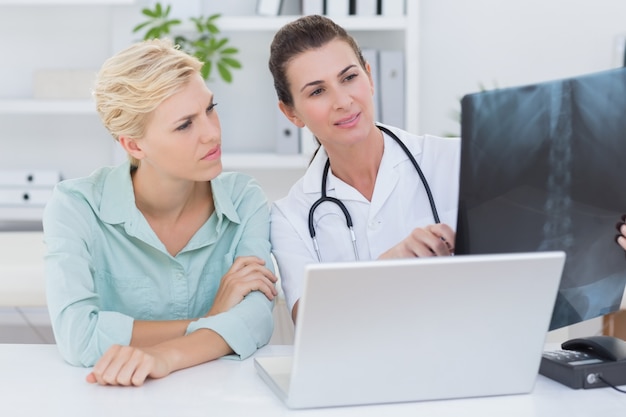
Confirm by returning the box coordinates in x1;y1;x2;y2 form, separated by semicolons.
186;291;273;359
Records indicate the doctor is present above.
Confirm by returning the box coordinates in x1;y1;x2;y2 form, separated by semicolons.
268;15;461;322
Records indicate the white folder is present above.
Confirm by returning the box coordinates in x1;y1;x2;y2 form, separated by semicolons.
257;0;282;16
280;0;302;15
355;0;377;16
379;49;405;129
302;0;323;15
0;187;54;206
0;170;61;187
325;0;349;16
361;48;381;122
276;110;300;154
299;126;318;161
381;0;404;16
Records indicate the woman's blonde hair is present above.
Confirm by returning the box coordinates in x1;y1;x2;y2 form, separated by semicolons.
93;38;203;166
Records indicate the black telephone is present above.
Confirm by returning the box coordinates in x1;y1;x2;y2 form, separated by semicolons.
539;335;626;389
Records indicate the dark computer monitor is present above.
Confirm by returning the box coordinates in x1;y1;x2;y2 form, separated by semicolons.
456;67;626;330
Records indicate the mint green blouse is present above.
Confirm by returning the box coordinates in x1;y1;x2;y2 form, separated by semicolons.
43;162;274;367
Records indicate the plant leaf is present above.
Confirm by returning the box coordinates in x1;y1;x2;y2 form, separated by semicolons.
191;17;204;32
213;38;228;50
131;5;239;83
132;21;151;33
206;23;219;34
165;19;182;30
145;27;162;40
220;57;241;69
217;62;232;83
220;47;238;55
201;61;212;80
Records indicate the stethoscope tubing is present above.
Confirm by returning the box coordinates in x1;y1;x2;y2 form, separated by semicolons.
307;124;440;261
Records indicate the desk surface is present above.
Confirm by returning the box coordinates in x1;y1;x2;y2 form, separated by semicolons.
1;344;624;417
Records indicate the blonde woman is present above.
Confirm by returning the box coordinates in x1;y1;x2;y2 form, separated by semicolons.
43;39;277;386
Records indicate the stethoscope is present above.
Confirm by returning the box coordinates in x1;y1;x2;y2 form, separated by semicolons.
308;124;440;262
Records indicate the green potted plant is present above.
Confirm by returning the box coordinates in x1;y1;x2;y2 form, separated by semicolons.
132;2;242;83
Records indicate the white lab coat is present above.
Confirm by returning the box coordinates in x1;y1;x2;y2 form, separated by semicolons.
270;124;461;312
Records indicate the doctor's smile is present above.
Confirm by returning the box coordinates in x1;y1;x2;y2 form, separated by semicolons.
334;113;360;127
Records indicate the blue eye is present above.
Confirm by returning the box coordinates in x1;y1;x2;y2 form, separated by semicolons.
175;102;218;131
176;120;191;131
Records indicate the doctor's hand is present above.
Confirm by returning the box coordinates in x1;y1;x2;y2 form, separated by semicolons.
378;223;455;259
207;256;278;316
86;344;171;386
616;215;626;251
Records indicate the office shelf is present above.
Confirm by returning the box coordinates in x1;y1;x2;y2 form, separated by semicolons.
0;206;44;222
218;15;407;32
0;3;418;225
222;153;309;170
0;99;95;115
0;0;134;4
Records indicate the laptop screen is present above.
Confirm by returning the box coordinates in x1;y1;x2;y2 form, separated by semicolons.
456;67;626;330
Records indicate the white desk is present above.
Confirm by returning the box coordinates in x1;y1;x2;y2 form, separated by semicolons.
0;344;624;417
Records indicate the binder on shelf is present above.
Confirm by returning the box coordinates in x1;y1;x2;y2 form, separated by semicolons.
0;206;45;223
361;48;381;123
0;170;61;187
302;0;323;15
379;49;405;129
275;110;301;155
0;188;54;206
280;0;302;15
300;126;318;161
355;0;377;16
325;0;349;16
256;0;282;16
380;0;404;16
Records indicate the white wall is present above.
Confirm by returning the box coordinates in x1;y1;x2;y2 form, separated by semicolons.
0;5;139;180
3;1;624;166
0;3;302;179
418;0;626;137
4;1;625;168
0;6;122;98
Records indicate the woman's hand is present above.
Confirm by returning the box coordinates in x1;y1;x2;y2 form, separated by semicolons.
86;344;171;386
379;223;455;259
207;256;278;316
616;215;626;251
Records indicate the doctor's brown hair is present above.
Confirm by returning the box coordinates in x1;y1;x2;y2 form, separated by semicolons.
268;14;367;107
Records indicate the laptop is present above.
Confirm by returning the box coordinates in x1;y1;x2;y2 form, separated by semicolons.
255;251;566;409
